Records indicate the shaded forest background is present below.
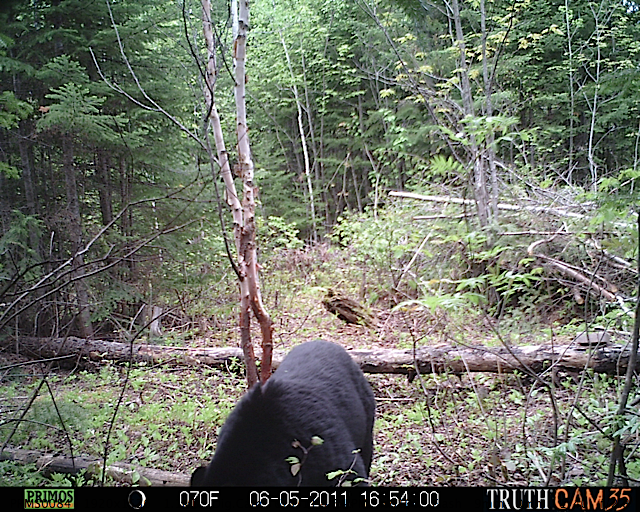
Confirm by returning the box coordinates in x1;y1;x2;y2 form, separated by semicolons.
0;0;639;488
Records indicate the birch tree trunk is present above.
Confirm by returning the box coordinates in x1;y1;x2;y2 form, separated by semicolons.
9;336;639;378
280;33;318;242
201;0;272;387
585;4;602;193
564;0;576;183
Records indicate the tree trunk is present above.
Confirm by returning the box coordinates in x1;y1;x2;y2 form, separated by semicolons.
280;32;317;242
202;0;258;388
449;0;489;227
18;122;37;215
18;120;40;252
62;137;93;339
564;0;576;183
144;305;163;338
119;155;132;237
388;190;596;223
234;0;274;384
96;150;113;226
302;51;323;227
480;0;498;222
202;0;273;387
585;4;602;193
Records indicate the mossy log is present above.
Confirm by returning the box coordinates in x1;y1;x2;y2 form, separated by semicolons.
322;289;376;327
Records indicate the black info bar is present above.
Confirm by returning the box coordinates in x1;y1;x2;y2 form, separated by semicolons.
12;486;637;511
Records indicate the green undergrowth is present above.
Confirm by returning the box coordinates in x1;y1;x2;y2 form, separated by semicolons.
1;356;635;486
370;370;632;486
0;363;246;484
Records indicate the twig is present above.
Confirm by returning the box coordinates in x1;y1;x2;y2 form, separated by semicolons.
0;180;202;331
527;238;629;311
89;1;206;152
607;212;640;486
0;354;75;371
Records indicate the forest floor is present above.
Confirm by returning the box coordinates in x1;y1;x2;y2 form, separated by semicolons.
0;248;634;487
186;294;617;487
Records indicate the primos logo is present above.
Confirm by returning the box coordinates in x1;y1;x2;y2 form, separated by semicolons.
24;489;74;509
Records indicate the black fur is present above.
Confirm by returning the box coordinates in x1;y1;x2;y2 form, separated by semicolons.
191;340;375;486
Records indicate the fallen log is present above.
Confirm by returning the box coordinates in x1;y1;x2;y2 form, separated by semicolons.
389;190;589;221
389;190;634;230
357;341;636;378
3;336;638;377
8;336;246;369
0;447;189;486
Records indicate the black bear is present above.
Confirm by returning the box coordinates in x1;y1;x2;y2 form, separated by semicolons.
191;340;375;486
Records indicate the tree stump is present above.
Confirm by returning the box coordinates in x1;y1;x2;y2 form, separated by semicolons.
322;288;375;328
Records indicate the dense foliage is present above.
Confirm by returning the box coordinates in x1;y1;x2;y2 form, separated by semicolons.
0;0;638;339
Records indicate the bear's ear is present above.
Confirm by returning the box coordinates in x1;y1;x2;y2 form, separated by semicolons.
191;466;207;486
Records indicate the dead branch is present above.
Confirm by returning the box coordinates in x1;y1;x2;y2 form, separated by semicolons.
389;190;590;220
586;237;638;274
527;239;633;317
0;447;188;486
